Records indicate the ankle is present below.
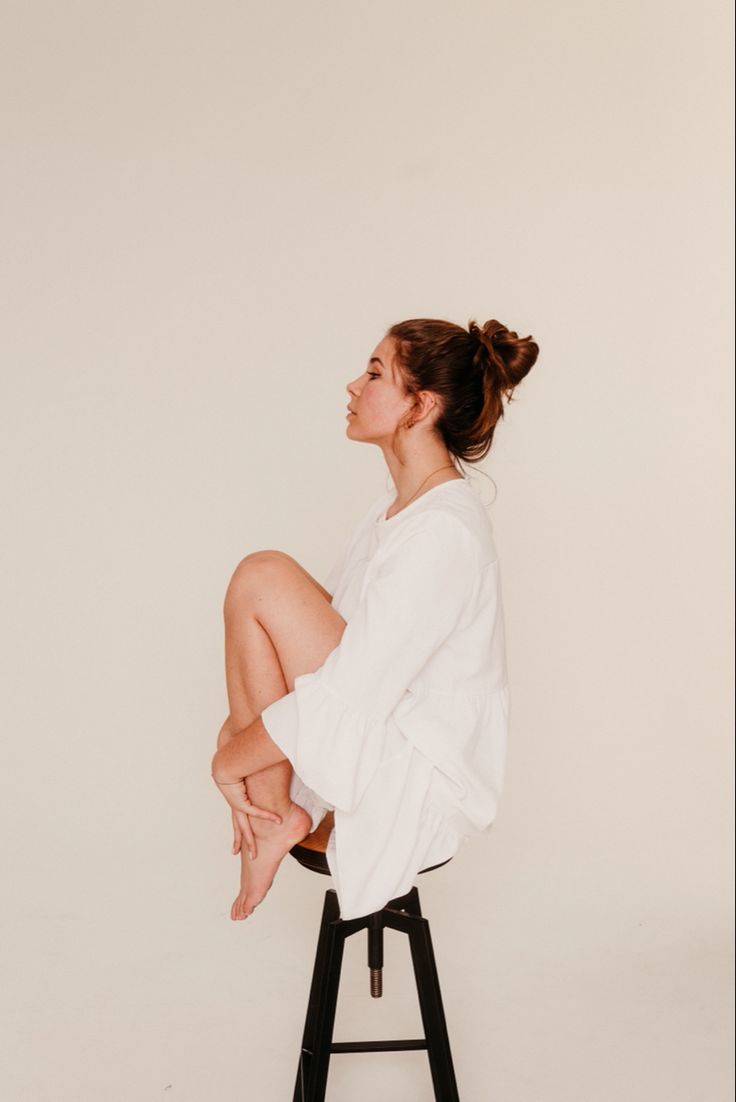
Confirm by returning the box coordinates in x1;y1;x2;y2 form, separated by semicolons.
252;799;295;833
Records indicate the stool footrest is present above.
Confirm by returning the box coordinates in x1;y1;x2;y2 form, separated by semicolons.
330;1039;428;1054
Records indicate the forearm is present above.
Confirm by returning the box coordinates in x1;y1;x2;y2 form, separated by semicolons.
216;716;234;751
211;714;287;783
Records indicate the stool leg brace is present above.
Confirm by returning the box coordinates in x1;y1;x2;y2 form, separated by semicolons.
293;885;460;1102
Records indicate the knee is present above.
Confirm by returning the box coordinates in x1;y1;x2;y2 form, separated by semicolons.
223;549;293;616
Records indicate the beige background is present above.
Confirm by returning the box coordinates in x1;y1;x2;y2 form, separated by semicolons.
1;2;733;1099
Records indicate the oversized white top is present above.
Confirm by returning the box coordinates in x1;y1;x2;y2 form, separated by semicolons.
260;477;510;920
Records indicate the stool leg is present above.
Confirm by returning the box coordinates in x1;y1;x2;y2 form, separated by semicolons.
293;889;345;1102
405;910;460;1102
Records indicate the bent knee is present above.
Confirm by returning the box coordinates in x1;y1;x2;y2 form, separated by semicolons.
238;548;293;569
224;549;295;614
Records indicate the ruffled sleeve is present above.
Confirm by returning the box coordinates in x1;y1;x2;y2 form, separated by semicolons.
260;511;479;812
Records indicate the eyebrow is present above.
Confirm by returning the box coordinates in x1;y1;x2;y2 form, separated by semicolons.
368;357;384;367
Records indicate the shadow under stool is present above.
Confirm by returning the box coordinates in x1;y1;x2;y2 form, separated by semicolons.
288;820;460;1102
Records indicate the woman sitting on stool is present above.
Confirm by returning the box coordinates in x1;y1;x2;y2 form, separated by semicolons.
210;316;539;922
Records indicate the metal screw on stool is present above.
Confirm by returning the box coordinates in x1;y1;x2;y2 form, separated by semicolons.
368;912;383;998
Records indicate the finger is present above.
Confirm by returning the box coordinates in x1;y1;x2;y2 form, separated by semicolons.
240;813;257;860
243;802;283;824
232;811;242;855
233;809;255;859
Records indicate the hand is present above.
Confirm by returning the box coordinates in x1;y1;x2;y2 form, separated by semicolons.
231;807;258;861
212;776;282;857
231;808;244;855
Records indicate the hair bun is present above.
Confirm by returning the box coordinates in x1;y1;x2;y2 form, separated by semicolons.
386;315;540;464
468;317;538;391
485;321;509;344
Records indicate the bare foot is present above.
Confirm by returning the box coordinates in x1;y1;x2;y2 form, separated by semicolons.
230;800;311;921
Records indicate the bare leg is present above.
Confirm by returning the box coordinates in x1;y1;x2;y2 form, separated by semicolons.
222;550;347;920
224;609;295;819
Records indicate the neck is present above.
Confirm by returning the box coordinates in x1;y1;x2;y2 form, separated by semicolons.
381;440;461;506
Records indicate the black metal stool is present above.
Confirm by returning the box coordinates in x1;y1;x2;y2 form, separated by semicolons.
288;841;460;1101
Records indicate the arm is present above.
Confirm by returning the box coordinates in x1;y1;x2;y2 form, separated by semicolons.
211;714;288;784
216;715;234;750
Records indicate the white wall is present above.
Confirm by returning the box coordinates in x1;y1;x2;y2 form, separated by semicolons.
1;2;732;1099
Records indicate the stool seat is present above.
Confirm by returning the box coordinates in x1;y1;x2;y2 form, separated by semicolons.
290;840;452;879
288;830;460;1101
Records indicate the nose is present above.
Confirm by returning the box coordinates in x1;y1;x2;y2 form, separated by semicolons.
346;376;361;398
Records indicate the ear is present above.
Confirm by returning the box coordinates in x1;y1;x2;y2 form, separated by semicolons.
414;390;441;423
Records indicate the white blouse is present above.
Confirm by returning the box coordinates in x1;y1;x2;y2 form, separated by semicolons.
260;477;510;920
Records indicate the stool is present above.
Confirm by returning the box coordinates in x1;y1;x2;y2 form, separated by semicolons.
288;835;460;1102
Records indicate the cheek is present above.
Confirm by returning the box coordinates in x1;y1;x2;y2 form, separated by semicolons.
370;393;397;419
363;385;406;424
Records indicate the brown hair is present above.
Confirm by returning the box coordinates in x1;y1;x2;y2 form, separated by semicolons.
386;317;539;464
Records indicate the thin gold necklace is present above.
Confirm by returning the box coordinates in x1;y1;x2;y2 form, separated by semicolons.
392;464;461;514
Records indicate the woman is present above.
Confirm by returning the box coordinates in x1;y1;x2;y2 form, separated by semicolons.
210;317;539;922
